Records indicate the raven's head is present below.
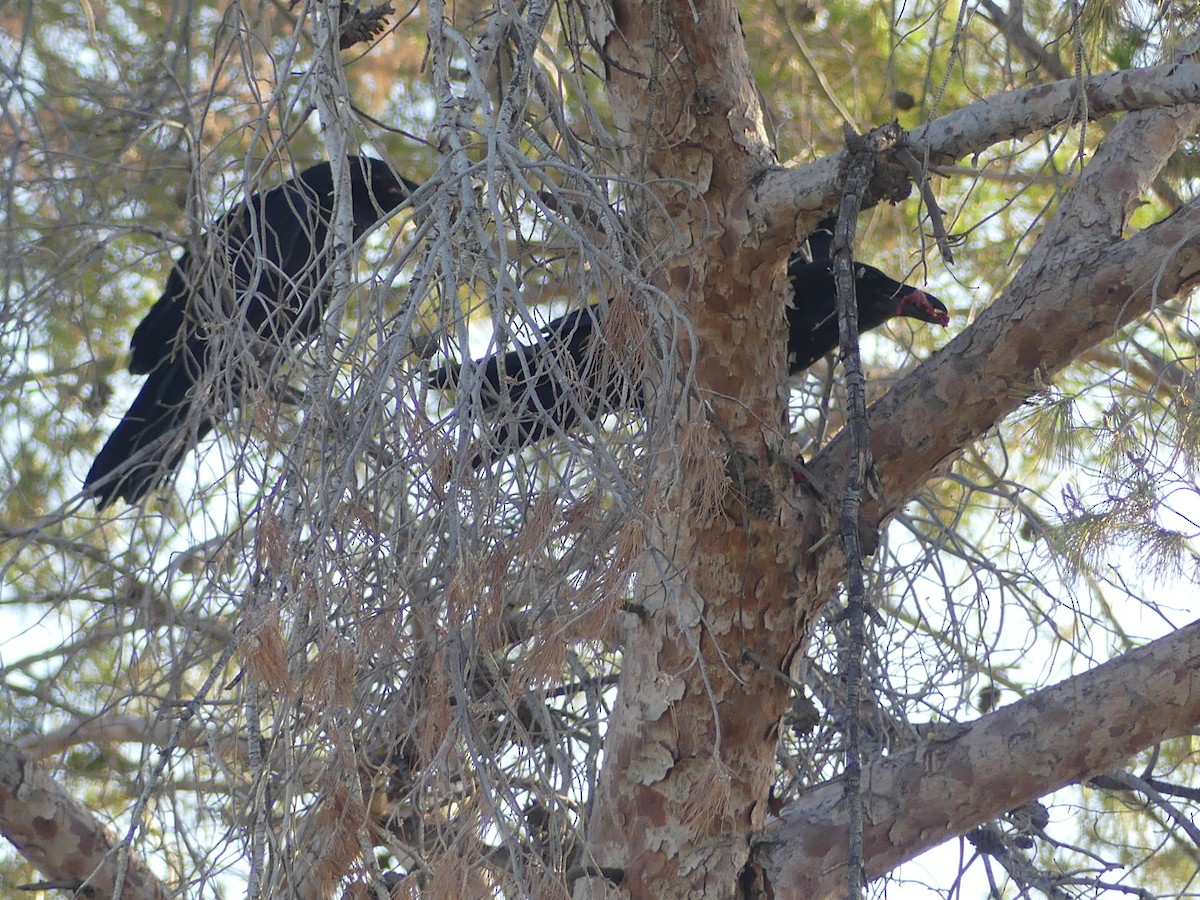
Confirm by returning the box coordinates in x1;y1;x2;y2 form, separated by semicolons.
785;258;950;373
854;263;950;330
348;155;420;224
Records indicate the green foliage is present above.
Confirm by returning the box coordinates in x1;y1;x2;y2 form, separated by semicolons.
3;0;1200;896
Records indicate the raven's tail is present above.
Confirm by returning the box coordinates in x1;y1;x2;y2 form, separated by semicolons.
84;360;213;507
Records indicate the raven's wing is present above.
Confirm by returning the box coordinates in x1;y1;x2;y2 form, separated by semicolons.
434;306;619;463
128;260;192;376
802;217;836;263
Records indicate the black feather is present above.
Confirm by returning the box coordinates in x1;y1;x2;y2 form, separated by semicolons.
85;156;417;507
434;250;947;464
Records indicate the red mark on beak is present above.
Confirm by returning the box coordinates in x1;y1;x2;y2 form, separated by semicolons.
897;288;950;326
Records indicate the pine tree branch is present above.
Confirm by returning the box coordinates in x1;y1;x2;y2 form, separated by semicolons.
753;617;1200;899
755;59;1200;242
0;734;171;900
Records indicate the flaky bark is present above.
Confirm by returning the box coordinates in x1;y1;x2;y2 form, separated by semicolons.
754;60;1200;242
580;0;802;892
809;57;1200;562
754;618;1200;899
0;734;170;900
743;67;1200;898
582;8;1200;899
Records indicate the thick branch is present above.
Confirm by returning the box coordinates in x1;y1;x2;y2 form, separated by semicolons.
754;60;1200;241
808;45;1200;556
754;618;1200;899
811;224;1200;554
807;200;1200;541
0;734;171;900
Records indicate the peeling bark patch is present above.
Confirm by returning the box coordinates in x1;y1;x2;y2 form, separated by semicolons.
1107;168;1140;204
635;786;670;831
1011;321;1048;372
584;0;615;48
638;672;687;720
730;110;762;152
632;743;677;785
670;266;695;293
687;148;714;191
718;227;742;258
32;814;56;840
1095;265;1138;323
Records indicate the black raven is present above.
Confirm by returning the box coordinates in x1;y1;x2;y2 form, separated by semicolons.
85;156;417;507
433;306;615;461
433;255;948;463
785;255;948;371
